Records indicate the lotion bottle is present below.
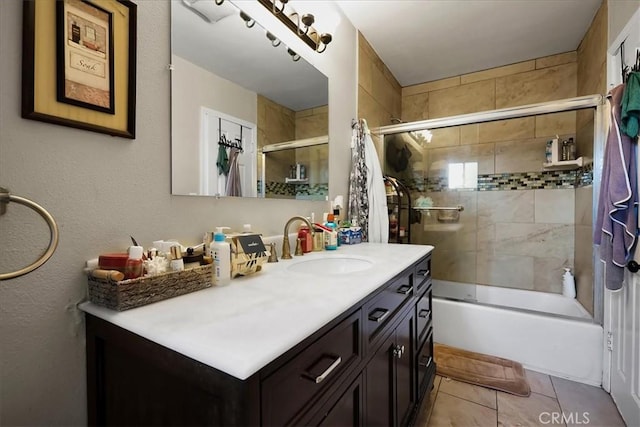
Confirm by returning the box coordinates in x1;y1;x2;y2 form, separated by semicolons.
211;227;231;286
562;268;576;298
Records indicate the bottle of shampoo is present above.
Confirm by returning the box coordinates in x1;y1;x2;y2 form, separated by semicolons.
324;214;338;250
211;227;231;286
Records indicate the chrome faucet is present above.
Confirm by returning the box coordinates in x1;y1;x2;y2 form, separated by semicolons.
281;216;314;259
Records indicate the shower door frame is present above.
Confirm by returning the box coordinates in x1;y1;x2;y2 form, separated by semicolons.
375;94;606;326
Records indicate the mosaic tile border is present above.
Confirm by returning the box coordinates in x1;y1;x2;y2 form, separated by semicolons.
407;166;593;192
263;181;328;198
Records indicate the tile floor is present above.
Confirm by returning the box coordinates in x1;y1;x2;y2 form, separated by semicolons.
415;370;627;427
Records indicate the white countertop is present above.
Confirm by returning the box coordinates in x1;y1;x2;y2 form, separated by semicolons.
79;243;433;380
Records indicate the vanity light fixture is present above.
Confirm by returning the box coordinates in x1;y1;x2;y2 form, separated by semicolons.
266;31;281;47
239;11;255;28
287;48;301;62
257;0;332;53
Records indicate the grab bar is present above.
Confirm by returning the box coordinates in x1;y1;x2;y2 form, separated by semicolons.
0;188;59;280
413;205;464;212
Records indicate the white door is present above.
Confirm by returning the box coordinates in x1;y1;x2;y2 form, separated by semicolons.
605;6;640;424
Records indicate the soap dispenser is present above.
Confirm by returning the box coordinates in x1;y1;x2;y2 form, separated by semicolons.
562;268;576;298
211;227;231;286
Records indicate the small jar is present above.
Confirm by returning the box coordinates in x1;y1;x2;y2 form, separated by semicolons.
124;246;144;280
169;245;184;271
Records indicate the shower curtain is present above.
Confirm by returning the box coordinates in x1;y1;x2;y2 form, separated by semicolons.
348;119;388;243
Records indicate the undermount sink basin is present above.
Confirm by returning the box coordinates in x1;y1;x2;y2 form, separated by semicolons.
286;256;374;275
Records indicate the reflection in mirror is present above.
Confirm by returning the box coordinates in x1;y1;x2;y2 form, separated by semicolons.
171;0;329;198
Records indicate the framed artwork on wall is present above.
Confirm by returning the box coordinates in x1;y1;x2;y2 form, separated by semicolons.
22;0;137;138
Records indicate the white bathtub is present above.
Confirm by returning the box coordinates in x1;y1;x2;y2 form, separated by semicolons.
432;280;603;386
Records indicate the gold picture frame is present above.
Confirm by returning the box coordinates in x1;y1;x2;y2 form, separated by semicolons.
22;0;137;138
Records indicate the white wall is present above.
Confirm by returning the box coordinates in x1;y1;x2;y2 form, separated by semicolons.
0;0;357;424
171;54;258;195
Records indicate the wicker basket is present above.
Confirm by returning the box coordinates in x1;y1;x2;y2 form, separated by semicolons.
87;264;213;311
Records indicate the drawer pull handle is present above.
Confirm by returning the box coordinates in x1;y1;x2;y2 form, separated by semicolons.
303;355;342;384
396;285;412;295
419;356;433;368
418;269;430;277
368;308;390;323
418;309;431;319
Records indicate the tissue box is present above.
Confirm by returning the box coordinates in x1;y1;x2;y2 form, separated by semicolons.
338;227;363;245
228;233;268;278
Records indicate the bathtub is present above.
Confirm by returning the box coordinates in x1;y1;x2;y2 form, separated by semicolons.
432;280;603;386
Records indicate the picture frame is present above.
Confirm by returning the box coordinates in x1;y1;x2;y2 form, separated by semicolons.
22;0;137;138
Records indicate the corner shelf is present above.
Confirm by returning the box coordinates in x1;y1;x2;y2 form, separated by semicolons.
285;178;308;184
542;156;591;171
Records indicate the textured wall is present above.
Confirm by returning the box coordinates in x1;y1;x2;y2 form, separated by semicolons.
0;0;357;424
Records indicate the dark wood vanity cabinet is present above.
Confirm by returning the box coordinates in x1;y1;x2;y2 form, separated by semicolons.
86;254;434;427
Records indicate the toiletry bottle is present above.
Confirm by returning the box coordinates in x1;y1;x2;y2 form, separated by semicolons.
324;214;338;250
169;245;184;272
562;268;576;298
211;227;231;286
124;245;144;279
298;222;312;253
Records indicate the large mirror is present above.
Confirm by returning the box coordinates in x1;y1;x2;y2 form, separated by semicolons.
171;0;329;199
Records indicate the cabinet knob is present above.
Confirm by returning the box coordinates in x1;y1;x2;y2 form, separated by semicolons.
392;344;405;359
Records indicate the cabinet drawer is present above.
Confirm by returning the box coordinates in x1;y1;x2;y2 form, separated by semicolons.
416;287;432;348
415;256;431;295
262;310;362;426
416;327;435;398
364;272;413;347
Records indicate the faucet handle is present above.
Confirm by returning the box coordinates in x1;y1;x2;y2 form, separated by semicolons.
295;238;304;256
268;243;279;263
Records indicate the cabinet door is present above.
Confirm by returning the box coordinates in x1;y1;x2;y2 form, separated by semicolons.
310;374;364;427
365;333;394;427
395;310;415;427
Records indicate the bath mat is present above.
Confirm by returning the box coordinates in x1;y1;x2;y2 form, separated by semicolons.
434;343;531;397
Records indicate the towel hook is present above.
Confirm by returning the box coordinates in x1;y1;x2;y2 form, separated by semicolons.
0;187;59;280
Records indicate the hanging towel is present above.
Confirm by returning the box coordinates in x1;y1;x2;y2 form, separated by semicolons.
594;84;639;291
216;144;229;176
362;119;389;243
225;147;242;197
621;71;640;139
348;120;369;238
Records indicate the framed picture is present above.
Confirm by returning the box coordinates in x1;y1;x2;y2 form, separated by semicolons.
22;0;137;138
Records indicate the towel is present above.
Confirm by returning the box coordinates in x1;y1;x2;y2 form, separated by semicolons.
362;120;389;243
621;71;640;139
216;144;229;176
594;84;639;290
225;147;242;197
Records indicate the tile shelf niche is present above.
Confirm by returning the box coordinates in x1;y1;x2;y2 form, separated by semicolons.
542;156;592;171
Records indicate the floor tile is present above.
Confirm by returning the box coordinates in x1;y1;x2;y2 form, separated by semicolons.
414;376;442;427
428;392;497;427
497;390;563;427
526;369;556;398
551;377;626;427
439;376;497;409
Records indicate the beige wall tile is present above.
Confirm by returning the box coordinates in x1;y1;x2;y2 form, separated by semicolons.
536;51;577;69
402;93;429;122
533;257;573;294
429;80;496;118
461;60;535;84
494;138;547;173
576;110;594;159
425;127;460;149
577;2;607;96
534;189;575;224
427;143;495;177
476;253;534;289
575;185;593;226
432;250;477;283
495;63;577;108
358;42;373;94
358;86;386;130
495;223;574;259
402;76;460;97
535;111;576;138
478;117;535;143
372;64;401;119
477;190;534;226
477;223;495;253
460;124;479;146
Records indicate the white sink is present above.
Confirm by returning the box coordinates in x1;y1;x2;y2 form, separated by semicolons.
286;256;374;275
